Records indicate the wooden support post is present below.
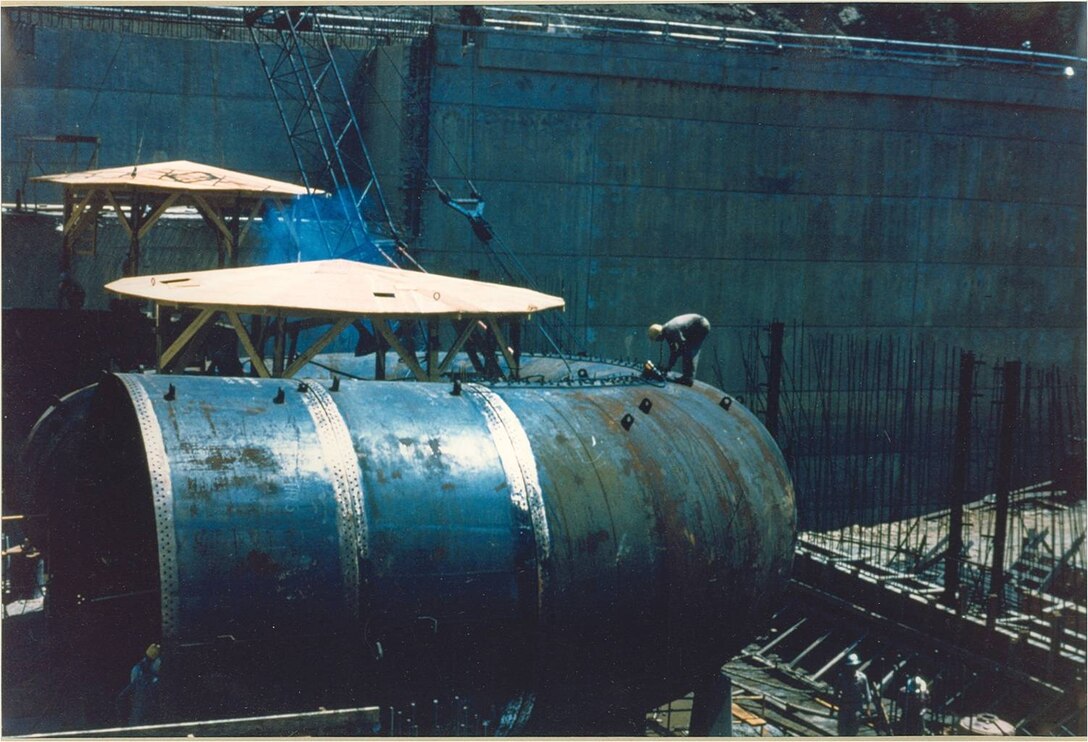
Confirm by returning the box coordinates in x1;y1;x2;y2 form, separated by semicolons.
225;311;271;378
127;191;144;276
158;308;216;372
375;325;387;380
426;319;440;380
283;318;354;378
437;319;479;376
374;318;427;381
61;189;104;261
272;316;286;377
510;319;522;378
230;195;242;267
136;192;180;240
765;321;784;438
249;315;266;360
237;199;265;250
191;193;235;243
61;189;74;270
486;317;518;380
154;303;164;365
989;360;1021;620
103;190;134;237
944;351;975;611
62;189;99;235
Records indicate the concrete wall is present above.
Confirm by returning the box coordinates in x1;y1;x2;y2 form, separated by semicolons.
2;14;1084;392
0;14;303;201
371;27;1085;390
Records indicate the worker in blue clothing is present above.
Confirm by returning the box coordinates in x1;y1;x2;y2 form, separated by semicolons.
647;314;711;386
118;643;163;726
897;675;931;735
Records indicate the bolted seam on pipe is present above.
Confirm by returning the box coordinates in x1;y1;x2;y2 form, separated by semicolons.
463;384;551;613
298;381;367;620
116;373;181;640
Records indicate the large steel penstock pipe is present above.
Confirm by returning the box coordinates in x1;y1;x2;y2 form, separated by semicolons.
43;372;795;729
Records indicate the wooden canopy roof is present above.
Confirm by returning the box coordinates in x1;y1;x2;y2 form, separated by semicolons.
33;159;318;198
37;160;320;274
106;260;564;381
105;259;564;319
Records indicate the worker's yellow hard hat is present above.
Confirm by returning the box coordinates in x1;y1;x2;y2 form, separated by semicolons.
647;323;663;341
145;643;161;660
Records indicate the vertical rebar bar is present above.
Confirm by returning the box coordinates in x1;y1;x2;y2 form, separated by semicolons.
944;351;975;611
765;321;785;439
989;360;1021;619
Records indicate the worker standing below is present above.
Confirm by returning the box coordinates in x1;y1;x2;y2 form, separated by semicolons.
57;271;85;310
897;675;931;735
647;313;711;386
831;653;873;736
118;643;162;726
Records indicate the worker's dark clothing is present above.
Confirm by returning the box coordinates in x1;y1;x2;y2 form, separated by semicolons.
834;668;872;736
660;314;710;383
897;687;930;735
437;187;493;243
57;273;85;310
119;655;161;726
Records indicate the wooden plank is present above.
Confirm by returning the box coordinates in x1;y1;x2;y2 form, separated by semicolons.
191;192;235;244
731;702;766;727
437;318;479;376
374;318;427;381
283;317;354;378
236;198;265;248
136;192;180;240
64;189;103;237
225;311;271;378
103;189;134;237
158;308;216;372
486;316;518;379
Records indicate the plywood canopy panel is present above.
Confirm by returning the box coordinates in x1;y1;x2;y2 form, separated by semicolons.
105;259;565;319
33;159;318;198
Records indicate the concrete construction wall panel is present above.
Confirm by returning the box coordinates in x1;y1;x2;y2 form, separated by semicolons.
927;98;1086;144
912;262;1085;329
418;26;1085;381
1;22;303;200
918;200;1085;265
754;89;928;134
584;255;916;330
589;189;921;265
419;179;596;260
2;19;1083;382
430;62;602;113
474;107;598;183
911;326;1085;369
596;77;759;124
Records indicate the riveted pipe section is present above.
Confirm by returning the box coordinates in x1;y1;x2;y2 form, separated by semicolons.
36;370;795;729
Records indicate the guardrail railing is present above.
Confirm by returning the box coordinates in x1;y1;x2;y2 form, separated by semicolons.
7;5;1085;76
482;5;1087;76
